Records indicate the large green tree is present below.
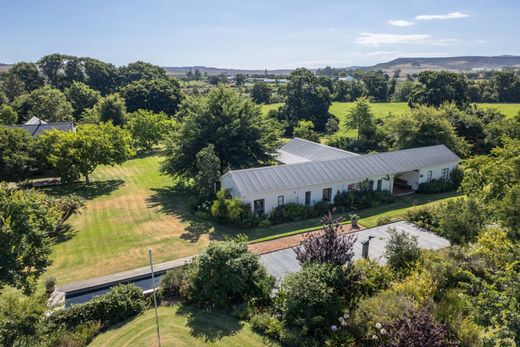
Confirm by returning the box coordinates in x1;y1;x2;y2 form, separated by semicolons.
14;86;73;123
47;123;134;184
345;97;376;140
5;62;44;92
362;71;389;102
384;105;469;157
0;126;34;181
250;82;272;104
85;93;127;125
83;58;119;95
0;184;60;293
118;61;167;85
0;105;18;125
410;71;469;108
122;78;183;115
161;87;281;178
277;68;332;132
65;81;101;120
194;144;221;199
127;110;173;151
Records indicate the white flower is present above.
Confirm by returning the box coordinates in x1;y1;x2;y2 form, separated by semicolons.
380;328;387;335
331;325;338;332
372;335;378;340
375;322;382;330
343;313;350;319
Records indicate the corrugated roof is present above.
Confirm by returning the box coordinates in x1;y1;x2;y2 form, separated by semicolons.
276;137;358;164
223;145;460;196
8;122;75;137
25;116;47;125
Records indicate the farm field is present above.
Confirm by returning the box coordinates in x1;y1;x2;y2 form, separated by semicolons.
90;306;275;347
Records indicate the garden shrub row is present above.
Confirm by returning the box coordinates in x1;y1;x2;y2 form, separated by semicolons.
47;284;145;331
333;190;396;211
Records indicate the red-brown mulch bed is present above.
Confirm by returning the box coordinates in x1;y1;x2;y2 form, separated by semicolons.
248;223;364;255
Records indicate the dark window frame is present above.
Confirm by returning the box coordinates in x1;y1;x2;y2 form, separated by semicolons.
277;195;284;206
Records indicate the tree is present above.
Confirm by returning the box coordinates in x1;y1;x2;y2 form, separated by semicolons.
65;81;101;120
489;69;520;102
392;80;414;102
182;240;274;309
384;227;421;275
276;263;344;337
1;73;26;101
250;82;272;104
293;120;320;143
0;184;60;293
207;73;229;85
195;144;221;199
127;110;173;151
0;105;18;125
384;105;469;157
194;69;202;81
235;73;247;87
0;126;34;181
118;61;167;85
122;78;183;115
441;103;487;154
277;68;332;132
498;184;520;238
14;86;73;123
95;93;127;125
5;62;44;92
410;71;469;108
362;71;389;102
295;214;357;267
325;117;339;134
83;58;119;94
37;53;67;88
346;97;376;141
161;87;281;178
48;123;134;184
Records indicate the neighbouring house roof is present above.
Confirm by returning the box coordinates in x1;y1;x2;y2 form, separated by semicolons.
223;145;460;196
276;137;359;164
8;122;75;137
25;116;47;125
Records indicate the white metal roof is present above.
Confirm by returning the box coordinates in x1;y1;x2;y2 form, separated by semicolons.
222;145;460;196
25;116;47;125
276;137;358;164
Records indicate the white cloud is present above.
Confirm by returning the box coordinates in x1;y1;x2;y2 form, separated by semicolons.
388;19;414;27
356;33;459;46
415;12;470;21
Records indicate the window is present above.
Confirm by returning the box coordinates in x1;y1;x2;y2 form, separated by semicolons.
368;180;374;191
442;168;450;180
322;188;332;202
305;191;311;205
214;181;221;193
277;195;284;206
253;199;265;214
427;171;433;182
376;179;382;191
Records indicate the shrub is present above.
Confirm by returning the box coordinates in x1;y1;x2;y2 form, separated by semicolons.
160;267;185;300
250;312;284;338
348;259;393;304
268;201;332;225
0;293;46;346
295;214;356;267
376;215;400;226
405;205;439;231
384;227;421;275
333;190;395;211
210;190;261;227
382;306;456;347
181;241;274;310
276;263;344;338
450;166;464;189
47;284;145;331
325;117;340;134
417;178;453;194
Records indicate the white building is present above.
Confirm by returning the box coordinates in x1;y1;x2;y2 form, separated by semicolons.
220;138;460;215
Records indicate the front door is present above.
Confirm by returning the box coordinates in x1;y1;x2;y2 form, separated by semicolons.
322;188;332;202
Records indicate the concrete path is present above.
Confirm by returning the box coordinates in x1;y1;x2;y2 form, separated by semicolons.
259;221;450;281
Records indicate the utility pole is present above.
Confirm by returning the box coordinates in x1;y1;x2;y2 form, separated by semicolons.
149;249;161;347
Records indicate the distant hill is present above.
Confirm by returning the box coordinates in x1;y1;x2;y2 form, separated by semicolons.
365;55;520;73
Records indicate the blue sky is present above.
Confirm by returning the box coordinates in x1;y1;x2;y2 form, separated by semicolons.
1;0;518;69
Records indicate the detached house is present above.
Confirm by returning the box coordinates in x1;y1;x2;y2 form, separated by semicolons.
8;117;75;137
220;138;460;215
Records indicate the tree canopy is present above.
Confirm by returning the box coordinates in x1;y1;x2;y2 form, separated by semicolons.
127;109;173;151
14;86;73;123
122;78;182;115
410;70;469;108
65;81;101;120
161;87;281;178
0;126;34;181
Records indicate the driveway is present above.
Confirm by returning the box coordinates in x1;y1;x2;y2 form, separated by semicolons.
259;221;450;281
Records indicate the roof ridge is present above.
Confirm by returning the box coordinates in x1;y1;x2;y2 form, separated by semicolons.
225;144;451;176
286;137;359;156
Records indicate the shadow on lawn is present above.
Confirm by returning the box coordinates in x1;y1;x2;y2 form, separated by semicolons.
177;305;243;342
42;179;124;200
147;186;233;243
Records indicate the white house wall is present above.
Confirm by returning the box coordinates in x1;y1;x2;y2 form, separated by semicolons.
233;174;393;214
417;162;459;185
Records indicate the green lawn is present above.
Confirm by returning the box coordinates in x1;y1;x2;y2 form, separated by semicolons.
90;306;275;347
44;154;235;284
